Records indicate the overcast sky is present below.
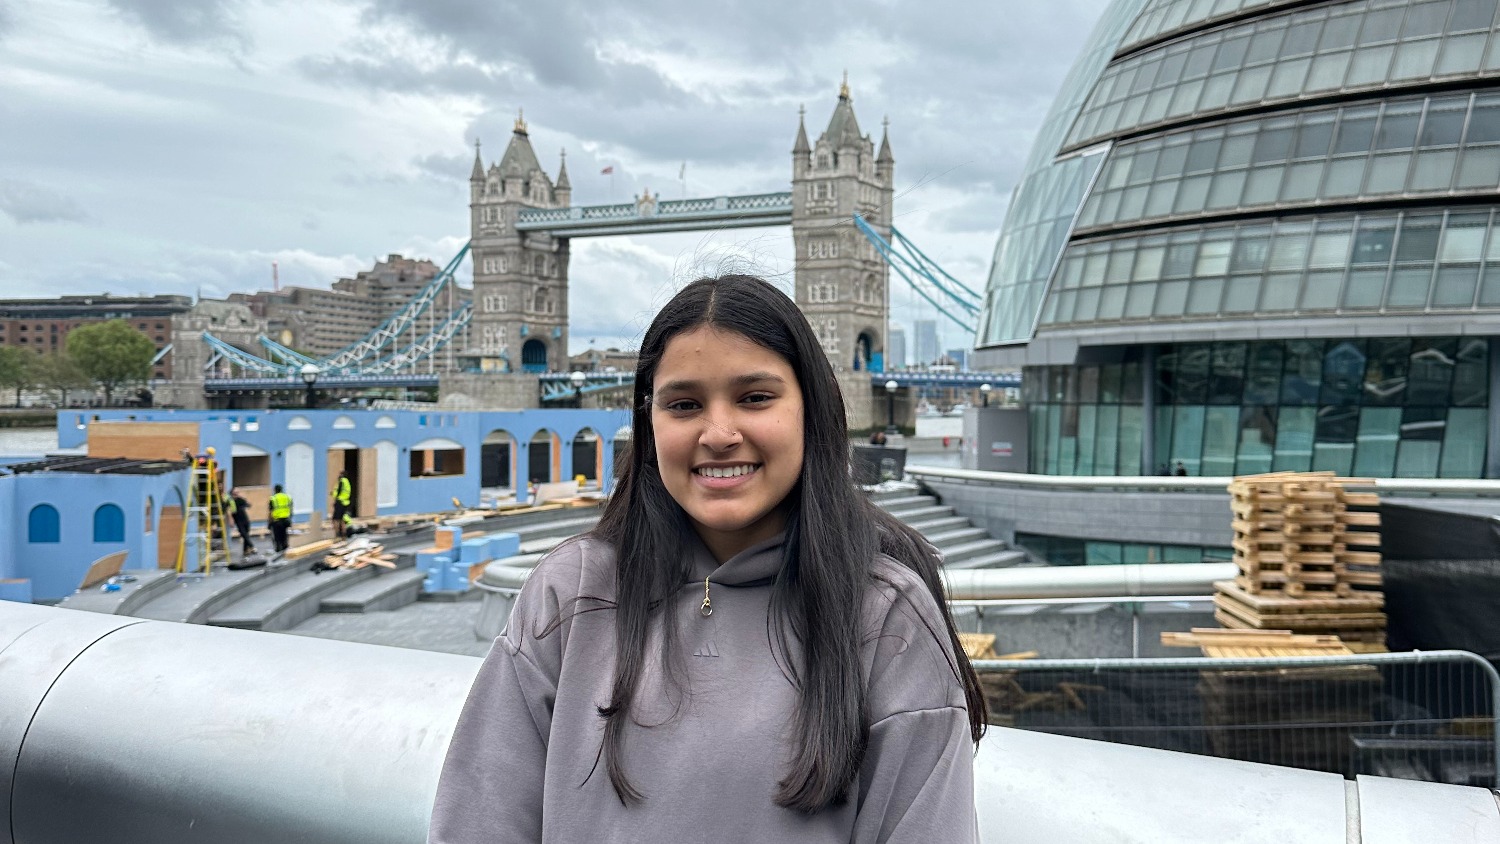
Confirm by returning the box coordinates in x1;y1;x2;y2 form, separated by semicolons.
0;0;1113;358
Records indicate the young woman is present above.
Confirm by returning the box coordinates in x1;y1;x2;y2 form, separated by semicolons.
430;275;986;843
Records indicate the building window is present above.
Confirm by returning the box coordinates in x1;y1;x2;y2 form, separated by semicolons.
28;504;60;543
481;325;507;354
808;239;839;260
93;504;125;542
482;294;508;313
809;283;838;302
810;182;836;201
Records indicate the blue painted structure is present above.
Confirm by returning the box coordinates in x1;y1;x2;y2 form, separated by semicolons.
0;464;189;603
0;407;628;603
54;407;630;515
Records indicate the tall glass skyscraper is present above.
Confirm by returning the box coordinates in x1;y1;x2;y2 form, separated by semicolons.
976;0;1500;479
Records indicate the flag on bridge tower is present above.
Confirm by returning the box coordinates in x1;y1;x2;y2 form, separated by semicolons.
600;165;614;175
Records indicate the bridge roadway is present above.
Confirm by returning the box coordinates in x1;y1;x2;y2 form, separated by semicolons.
204;369;1020;397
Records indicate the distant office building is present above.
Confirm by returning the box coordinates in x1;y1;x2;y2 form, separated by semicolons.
887;326;907;370
229;255;461;359
945;348;969;371
913;319;940;366
977;0;1500;479
0;294;192;379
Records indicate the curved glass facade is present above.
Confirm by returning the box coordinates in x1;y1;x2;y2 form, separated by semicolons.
977;0;1500;478
976;0;1148;346
1066;0;1500;151
1077;92;1500;232
1044;206;1500;325
1120;0;1304;53
1025;336;1489;477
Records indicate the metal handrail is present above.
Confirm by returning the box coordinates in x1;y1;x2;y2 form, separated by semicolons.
907;465;1500;497
975;648;1500;777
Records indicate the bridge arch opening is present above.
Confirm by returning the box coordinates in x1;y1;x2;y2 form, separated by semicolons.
522;339;548;373
855;329;879;372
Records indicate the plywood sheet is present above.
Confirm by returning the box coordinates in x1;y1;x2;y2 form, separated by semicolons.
88;421;200;461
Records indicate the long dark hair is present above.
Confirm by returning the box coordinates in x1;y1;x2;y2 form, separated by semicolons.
591;274;986;811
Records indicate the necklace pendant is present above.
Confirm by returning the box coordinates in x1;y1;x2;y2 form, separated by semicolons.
700;598;713;618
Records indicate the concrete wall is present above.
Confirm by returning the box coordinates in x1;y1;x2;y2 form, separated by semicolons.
439;373;542;410
951;601;1216;659
918;476;1235;548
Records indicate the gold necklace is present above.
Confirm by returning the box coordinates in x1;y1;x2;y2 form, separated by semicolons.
700;577;713;617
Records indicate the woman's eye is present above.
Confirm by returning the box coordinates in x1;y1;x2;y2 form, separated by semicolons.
664;399;700;413
742;393;774;405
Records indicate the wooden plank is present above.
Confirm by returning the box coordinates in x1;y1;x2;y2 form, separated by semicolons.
1214;606;1387;631
78;550;129;590
1215;580;1383;611
87;421;201;461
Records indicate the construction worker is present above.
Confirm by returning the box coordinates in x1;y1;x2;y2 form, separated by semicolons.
269;484;293;553
228;487;256;557
331;470;352;539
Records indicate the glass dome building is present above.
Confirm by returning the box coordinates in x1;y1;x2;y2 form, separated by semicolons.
976;0;1500;479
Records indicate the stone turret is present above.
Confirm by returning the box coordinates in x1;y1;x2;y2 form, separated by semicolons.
466;110;571;375
554;149;571;207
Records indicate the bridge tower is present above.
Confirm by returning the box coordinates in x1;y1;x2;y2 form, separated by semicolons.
791;78;894;378
468;113;571;374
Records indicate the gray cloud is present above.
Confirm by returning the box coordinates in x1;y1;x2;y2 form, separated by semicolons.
104;0;246;47
0;179;89;225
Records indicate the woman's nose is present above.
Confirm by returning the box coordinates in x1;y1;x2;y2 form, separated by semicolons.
698;412;741;448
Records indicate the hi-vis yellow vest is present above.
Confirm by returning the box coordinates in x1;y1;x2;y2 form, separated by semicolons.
269;492;292;520
335;476;352;505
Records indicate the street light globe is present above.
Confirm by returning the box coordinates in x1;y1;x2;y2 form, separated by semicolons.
570;370;586;387
980;383;992;394
300;363;320;385
884;379;898;393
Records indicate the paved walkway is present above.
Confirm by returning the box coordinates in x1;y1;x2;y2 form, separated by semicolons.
280;594;494;658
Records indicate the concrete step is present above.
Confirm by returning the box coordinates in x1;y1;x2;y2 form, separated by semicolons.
514;515;599;541
939;539;1012;566
319;568;426;614
924;527;991;548
132;561;307;624
207;566;375;631
56;569;178;616
886;504;955;523
905;515;971;535
866;487;921;504
876;495;941;514
943;548;1030;569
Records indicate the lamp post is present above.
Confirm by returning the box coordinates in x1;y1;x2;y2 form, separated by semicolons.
884;379;899;435
980;383;992;408
300;363;320;410
570;370;586;408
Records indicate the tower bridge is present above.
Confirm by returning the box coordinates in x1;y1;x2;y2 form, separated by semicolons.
199;80;946;427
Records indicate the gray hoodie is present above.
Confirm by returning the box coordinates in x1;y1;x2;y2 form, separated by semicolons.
429;530;977;843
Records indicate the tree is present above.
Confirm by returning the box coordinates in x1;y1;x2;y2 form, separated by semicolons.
31;351;91;407
66;319;155;405
0;346;35;407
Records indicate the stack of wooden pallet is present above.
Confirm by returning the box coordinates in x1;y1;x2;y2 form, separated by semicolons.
1220;472;1386;652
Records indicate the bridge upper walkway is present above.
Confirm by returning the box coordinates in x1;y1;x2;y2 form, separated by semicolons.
516;192;792;237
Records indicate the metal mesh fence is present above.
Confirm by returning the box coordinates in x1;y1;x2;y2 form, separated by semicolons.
974;650;1498;787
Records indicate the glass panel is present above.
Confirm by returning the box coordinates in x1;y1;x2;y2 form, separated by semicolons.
1186;278;1226;314
1222;275;1261;312
1202;406;1239;475
1125;283;1157;318
1260;273;1301;311
1409;150;1457;191
1321;340;1367;406
1395;407;1445;477
1154;280;1190;315
1407;338;1456;406
1432;267;1479;307
1363;153;1411;194
1208;342;1246;404
1236;405;1277;474
1299;270;1343;310
1272;406;1315;471
1440;407;1487;477
1118;406;1144;475
1171;405;1206;475
1342;269;1388;309
1364;337;1412;406
1353;407;1401;477
1098;401;1122;476
1386;268;1434;308
1322;157;1367;196
1282;339;1325;405
1195;238;1233;275
1457;147;1500;189
1243;342;1284;405
1452;338;1489;406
